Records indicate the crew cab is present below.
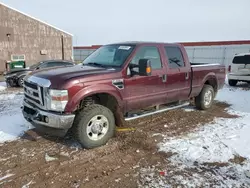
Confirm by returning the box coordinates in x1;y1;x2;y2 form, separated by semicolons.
22;42;225;149
227;53;250;86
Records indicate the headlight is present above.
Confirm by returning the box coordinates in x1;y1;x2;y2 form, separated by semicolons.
48;89;68;111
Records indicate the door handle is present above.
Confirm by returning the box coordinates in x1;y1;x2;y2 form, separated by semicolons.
160;74;167;82
185;72;189;80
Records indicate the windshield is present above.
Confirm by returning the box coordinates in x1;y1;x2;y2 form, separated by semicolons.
82;44;135;67
29;62;41;69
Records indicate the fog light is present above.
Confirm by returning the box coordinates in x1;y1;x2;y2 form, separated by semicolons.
45;116;49;123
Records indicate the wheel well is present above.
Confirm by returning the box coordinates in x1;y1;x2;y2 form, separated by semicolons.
77;93;124;126
204;78;218;94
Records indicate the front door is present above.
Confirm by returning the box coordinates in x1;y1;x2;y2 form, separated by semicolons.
123;45;167;112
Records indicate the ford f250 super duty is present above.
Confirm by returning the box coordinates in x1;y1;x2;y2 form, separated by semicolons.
22;42;225;149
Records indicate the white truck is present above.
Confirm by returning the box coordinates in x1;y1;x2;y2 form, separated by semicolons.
228;53;250;86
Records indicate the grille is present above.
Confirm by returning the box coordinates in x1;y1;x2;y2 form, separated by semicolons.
24;81;44;108
24;81;37;89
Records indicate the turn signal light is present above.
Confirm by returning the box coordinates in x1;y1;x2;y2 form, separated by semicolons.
146;67;151;74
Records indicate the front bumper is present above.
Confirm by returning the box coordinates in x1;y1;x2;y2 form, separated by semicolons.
22;101;75;137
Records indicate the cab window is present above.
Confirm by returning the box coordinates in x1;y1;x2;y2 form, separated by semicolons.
130;46;162;70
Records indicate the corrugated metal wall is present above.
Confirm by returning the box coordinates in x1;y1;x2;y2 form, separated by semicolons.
73;49;94;63
185;44;250;66
73;44;250;67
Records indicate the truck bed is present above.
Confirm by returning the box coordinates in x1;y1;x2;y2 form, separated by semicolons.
190;63;225;98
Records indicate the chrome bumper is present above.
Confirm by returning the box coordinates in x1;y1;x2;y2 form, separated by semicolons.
22;101;75;130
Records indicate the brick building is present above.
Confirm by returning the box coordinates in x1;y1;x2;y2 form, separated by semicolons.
0;2;73;73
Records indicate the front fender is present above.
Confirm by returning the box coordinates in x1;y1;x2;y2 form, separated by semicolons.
65;84;124;112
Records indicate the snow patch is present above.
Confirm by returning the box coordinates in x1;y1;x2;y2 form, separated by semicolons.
0;86;6;92
0;91;32;143
159;112;250;163
0;82;6;87
0;173;14;181
139;84;250;187
22;180;34;188
216;85;250;113
0;82;6;91
183;106;196;112
0;114;32;143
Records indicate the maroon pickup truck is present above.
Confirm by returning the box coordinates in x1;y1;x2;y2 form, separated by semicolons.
22;42;225;148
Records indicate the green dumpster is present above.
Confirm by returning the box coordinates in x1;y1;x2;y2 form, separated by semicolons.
10;60;25;69
5;60;26;71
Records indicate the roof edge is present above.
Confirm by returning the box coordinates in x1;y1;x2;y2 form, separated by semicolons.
180;40;250;46
0;2;73;36
73;40;250;50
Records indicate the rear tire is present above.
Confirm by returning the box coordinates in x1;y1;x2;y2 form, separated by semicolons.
195;84;214;110
73;104;115;149
228;79;238;86
18;75;25;87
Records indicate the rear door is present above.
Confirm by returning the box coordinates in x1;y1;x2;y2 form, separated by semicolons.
178;46;191;100
123;45;167;111
163;45;190;102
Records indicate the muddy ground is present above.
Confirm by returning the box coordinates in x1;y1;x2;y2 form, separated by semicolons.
0;92;237;188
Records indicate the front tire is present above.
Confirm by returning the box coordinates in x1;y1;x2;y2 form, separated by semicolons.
18;75;25;87
228;79;237;86
73;104;115;149
195;84;215;110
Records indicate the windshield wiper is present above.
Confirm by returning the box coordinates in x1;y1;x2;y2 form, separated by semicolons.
84;62;106;67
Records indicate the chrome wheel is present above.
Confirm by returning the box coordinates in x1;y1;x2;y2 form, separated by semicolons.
18;77;25;87
204;90;212;107
20;78;24;86
86;115;109;141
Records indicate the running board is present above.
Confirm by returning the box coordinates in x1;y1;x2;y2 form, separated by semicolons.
124;102;190;121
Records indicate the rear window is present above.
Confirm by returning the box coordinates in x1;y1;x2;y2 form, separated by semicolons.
233;55;250;64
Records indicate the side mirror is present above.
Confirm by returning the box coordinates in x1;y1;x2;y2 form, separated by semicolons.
138;59;152;76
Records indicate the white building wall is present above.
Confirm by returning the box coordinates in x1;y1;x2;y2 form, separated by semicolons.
185;44;250;67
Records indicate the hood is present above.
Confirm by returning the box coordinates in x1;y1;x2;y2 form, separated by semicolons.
4;67;31;75
31;64;117;85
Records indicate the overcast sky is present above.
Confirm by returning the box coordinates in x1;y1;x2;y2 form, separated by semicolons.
1;0;250;46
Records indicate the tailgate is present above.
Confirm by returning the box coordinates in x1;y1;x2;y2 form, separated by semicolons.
231;55;250;75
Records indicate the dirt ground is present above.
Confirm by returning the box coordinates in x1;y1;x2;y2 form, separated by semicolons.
0;97;237;188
